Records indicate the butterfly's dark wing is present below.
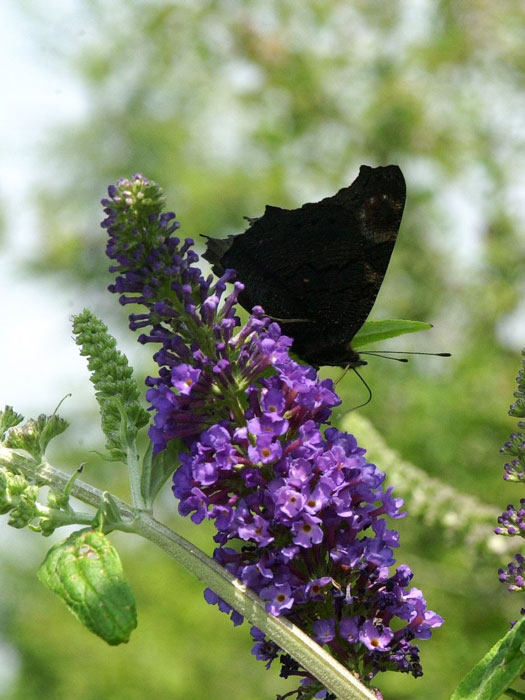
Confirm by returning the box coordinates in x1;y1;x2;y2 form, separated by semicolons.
203;164;406;367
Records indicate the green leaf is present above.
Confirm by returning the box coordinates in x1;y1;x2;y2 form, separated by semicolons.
38;528;137;645
140;438;181;507
450;616;525;700
351;319;433;349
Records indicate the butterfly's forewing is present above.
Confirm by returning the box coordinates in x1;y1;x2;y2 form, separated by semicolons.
203;164;406;367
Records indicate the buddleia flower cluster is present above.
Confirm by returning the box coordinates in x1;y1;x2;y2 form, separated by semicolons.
496;350;525;601
103;174;443;693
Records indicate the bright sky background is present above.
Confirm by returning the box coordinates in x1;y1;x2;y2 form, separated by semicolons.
2;2;524;428
0;5;91;684
0;3;149;432
0;4;91;417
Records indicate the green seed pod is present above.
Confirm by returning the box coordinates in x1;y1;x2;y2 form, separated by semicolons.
38;528;137;645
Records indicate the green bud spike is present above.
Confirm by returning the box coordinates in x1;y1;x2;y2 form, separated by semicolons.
72;310;149;461
38;528;137;645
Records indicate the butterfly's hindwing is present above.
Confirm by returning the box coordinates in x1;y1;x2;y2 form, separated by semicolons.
203;164;406;367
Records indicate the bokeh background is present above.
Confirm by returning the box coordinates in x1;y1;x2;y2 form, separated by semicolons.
1;2;524;699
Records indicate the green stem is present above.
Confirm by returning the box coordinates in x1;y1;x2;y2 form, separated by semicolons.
126;437;147;511
35;504;95;527
0;446;377;700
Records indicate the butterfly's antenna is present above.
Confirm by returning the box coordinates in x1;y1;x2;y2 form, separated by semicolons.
267;316;310;324
361;350;451;362
350;367;373;409
360;352;408;363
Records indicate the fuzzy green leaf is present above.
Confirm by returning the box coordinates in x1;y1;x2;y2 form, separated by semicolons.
450;616;525;700
38;528;137;645
351;319;433;349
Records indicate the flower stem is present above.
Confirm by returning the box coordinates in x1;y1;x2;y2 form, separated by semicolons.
126;437;147;511
132;513;378;700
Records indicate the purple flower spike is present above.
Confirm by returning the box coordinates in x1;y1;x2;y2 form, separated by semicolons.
102;175;443;692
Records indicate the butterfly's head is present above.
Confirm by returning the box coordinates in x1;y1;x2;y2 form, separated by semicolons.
302;344;367;370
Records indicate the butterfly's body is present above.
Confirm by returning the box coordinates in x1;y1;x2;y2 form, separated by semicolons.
203;165;406;368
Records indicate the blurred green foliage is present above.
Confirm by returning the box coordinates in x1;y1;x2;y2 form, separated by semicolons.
2;1;525;699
